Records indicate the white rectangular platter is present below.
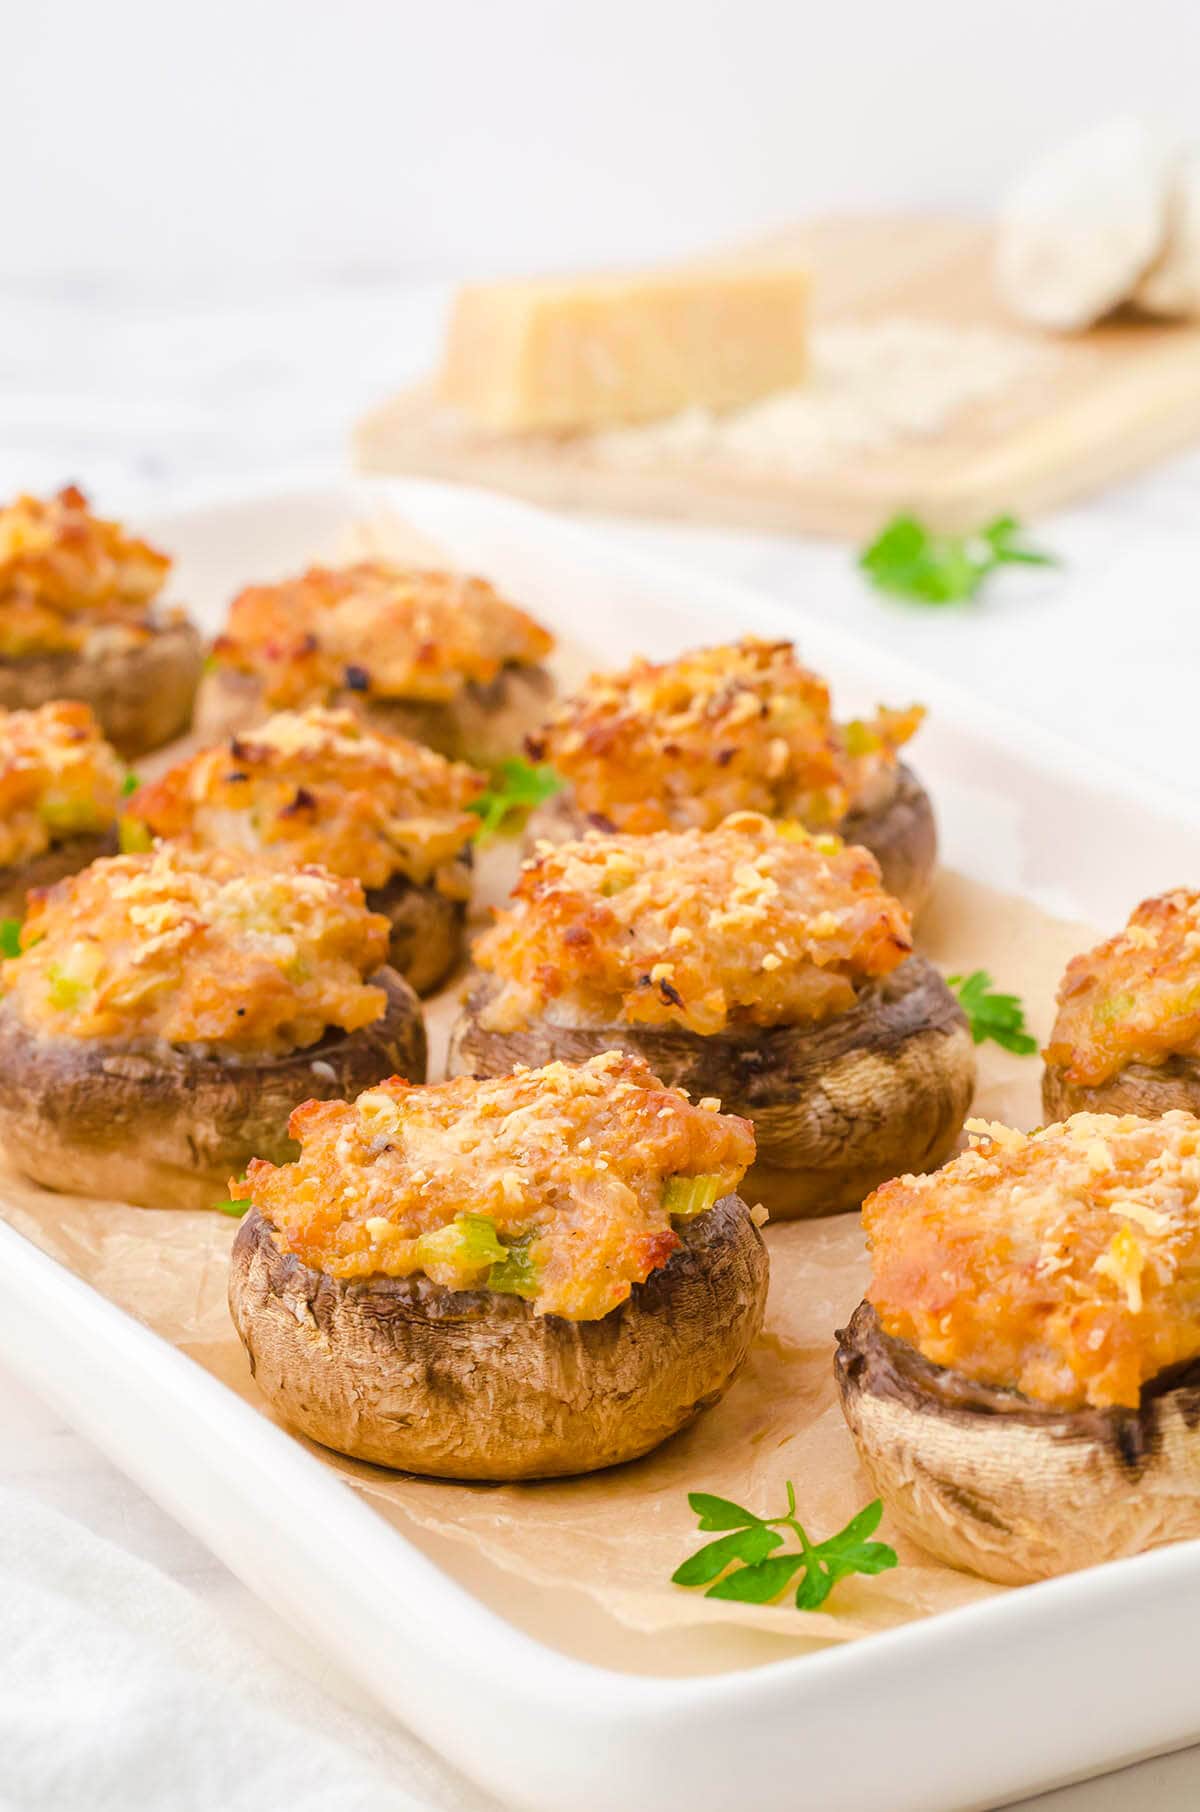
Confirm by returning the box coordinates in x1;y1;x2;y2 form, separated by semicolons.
2;475;1200;1812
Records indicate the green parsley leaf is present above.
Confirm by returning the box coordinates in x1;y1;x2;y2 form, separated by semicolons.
947;969;1038;1055
468;760;562;843
216;1197;252;1217
673;1484;898;1611
687;1491;764;1532
670;1525;782;1587
0;919;22;959
859;513;1057;606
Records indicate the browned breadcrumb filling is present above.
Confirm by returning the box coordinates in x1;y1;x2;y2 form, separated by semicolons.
0;486;173;656
866;1111;1200;1410
1045;891;1200;1087
4;845;389;1055
248;1051;755;1321
212;560;554;708
127;708;483;894
474;813;912;1036
0;702;123;869
526;637;923;834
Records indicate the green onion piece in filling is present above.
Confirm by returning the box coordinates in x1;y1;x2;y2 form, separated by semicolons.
45;965;90;1011
0;919;22;959
487;1235;539;1298
119;817;153;854
662;1173;725;1219
122;772;140;798
417;1212;508;1271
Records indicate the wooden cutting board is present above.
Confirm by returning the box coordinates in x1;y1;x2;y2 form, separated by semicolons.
353;217;1200;540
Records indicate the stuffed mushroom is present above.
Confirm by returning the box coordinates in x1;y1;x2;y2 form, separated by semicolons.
525;636;936;914
448;814;974;1218
0;700;125;919
123;707;485;995
1043;889;1200;1121
0;486;203;756
199;559;555;764
836;1110;1200;1585
0;844;425;1210
228;1049;768;1480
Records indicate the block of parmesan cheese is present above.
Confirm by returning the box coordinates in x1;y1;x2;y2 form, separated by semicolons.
436;262;809;433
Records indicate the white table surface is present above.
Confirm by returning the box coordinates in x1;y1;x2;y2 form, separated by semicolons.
2;276;1199;1812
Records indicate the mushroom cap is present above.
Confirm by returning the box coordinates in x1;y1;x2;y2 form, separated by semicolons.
0;966;426;1210
836;1301;1200;1585
0;830;117;922
448;956;975;1219
1042;1057;1200;1124
229;1191;769;1480
525;761;937;919
0;620;204;758
366;867;467;997
195;661;555;765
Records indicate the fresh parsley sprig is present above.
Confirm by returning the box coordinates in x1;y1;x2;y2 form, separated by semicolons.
859;513;1057;606
672;1483;897;1611
947;969;1037;1054
468;759;562;843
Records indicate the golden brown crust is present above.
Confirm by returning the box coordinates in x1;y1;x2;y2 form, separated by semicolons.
1045;889;1200;1090
0;701;123;870
211;562;553;710
526;761;937;918
474;815;912;1037
864;1111;1200;1411
229;1192;768;1479
5;846;391;1056
449;957;975;1219
526;637;923;836
245;1052;755;1320
0;486;170;651
126;707;483;894
836;1301;1200;1584
0;967;425;1210
0;620;203;758
195;661;555;766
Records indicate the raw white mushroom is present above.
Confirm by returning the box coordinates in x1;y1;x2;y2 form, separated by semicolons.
1134;148;1200;317
996;116;1170;331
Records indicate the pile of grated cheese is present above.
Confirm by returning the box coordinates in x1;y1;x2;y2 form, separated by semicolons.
587;319;1047;475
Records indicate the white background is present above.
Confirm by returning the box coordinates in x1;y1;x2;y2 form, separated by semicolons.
6;0;1200;287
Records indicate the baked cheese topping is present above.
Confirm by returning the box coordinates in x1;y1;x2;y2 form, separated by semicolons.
212;561;554;709
526;637;922;834
248;1050;755;1321
126;708;483;894
0;486;173;656
0;702;123;869
1045;890;1200;1087
866;1111;1200;1410
474;813;912;1035
4;845;389;1055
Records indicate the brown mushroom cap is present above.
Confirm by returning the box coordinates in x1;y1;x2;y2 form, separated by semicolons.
229;1191;769;1480
0;966;426;1211
195;662;555;765
1042;1057;1200;1123
366;865;468;997
524;761;937;919
0;621;204;758
448;956;975;1219
0;830;117;922
836;1301;1200;1585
